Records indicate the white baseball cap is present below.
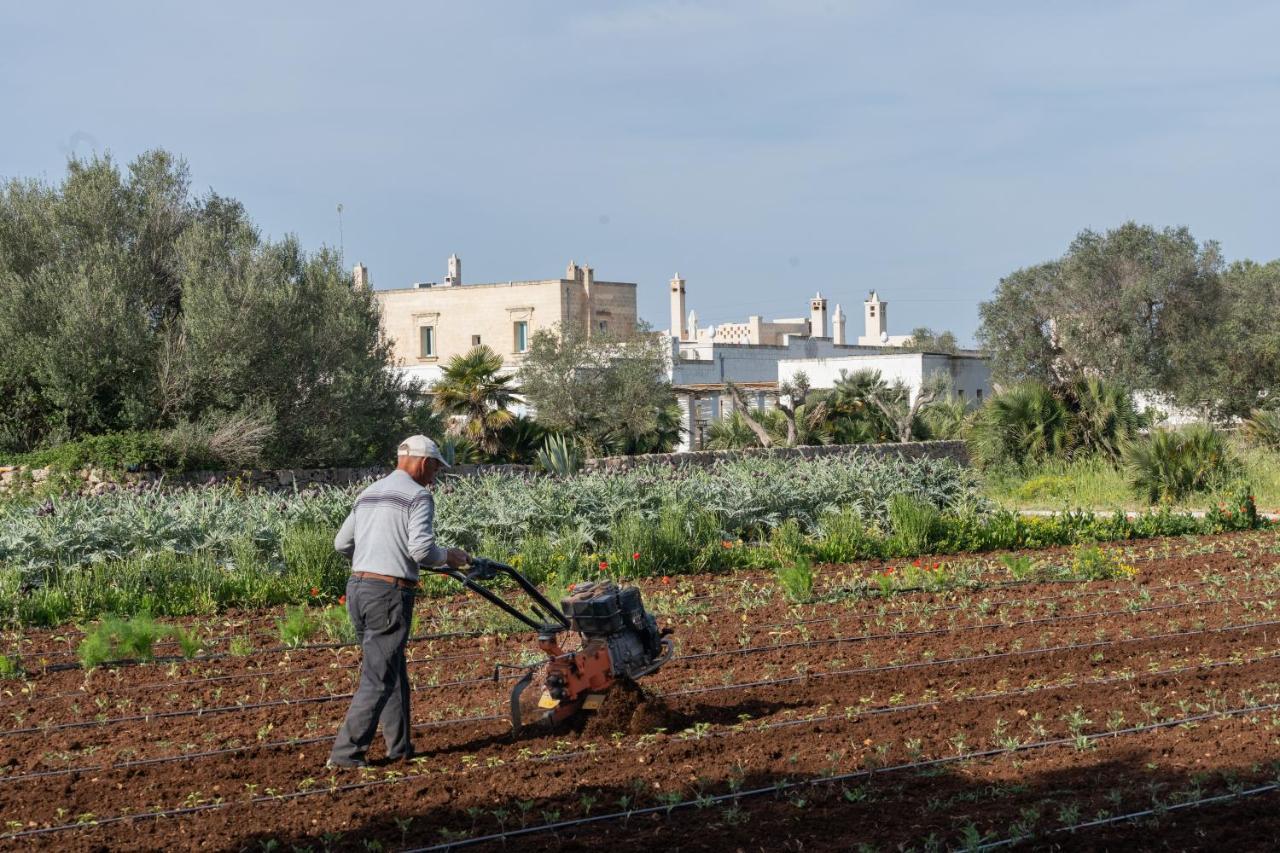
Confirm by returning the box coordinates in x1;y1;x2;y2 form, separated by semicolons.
397;434;450;468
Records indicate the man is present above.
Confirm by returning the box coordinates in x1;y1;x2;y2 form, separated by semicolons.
327;434;470;768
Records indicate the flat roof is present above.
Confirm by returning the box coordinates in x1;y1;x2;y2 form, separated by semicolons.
375;279;636;295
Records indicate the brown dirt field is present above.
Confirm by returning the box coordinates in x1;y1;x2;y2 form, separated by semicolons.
1;529;1279;851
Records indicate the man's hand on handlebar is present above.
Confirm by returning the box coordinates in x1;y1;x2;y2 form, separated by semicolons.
444;547;471;569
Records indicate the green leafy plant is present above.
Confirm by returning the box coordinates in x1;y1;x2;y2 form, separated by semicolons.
277;606;320;648
228;635;254;657
534;434;582;476
78;614;165;668
170;627;203;659
888;494;941;555
1123;424;1236;503
0;651;22;679
775;555;815;604
999;554;1036;581
319;604;356;643
1241;409;1280;451
1069;545;1135;581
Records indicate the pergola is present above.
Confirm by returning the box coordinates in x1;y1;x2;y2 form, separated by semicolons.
670;381;778;450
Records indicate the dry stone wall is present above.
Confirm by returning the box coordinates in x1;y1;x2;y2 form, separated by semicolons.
0;441;966;496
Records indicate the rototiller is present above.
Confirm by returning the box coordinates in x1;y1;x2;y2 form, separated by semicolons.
436;558;674;733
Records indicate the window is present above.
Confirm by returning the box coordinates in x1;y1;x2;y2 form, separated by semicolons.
976;388;984;402
869;306;876;317
419;326;435;357
471;334;482;347
513;321;528;353
956;389;965;400
598;320;608;333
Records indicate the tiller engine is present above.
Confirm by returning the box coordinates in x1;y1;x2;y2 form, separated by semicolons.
436;558;675;733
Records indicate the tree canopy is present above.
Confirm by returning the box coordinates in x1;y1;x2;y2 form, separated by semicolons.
516;323;680;457
975;222;1264;416
0;151;429;465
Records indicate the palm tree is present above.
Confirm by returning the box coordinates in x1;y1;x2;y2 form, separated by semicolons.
969;382;1070;468
1068;377;1139;461
430;346;518;459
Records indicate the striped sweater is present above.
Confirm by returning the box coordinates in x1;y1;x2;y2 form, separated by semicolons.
333;469;448;581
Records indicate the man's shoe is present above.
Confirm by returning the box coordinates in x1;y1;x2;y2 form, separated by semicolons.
326;756;369;769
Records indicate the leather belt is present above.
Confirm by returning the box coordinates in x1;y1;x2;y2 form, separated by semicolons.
353;571;418;589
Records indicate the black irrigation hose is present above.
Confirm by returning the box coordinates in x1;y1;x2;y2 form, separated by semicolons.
2;576;1218;708
972;783;1280;850
4;617;1278;786
6;666;1279;844
402;700;1280;852
0;598;1268;740
0;713;508;785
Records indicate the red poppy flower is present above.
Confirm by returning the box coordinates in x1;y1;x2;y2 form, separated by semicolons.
722;540;735;549
661;576;671;585
912;559;922;568
338;595;347;606
885;567;895;575
310;587;319;597
632;552;641;560
598;561;608;571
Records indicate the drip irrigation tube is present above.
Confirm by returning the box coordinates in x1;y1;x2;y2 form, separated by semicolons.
4;677;1279;844
400;701;1280;852
0;576;1217;708
1;603;1272;740
3;625;1277;790
972;783;1280;850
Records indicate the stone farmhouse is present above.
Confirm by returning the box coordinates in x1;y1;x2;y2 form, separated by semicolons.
362;256;637;386
365;258;990;451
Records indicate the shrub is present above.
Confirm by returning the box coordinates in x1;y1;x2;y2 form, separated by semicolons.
1241;410;1280;451
812;508;881;563
1069;545;1135;581
319;604;357;644
1123;425;1236;504
968;383;1070;469
775;556;815;604
171;627;203;659
228;635;254;657
277;606;320;648
888;494;941;555
78;614;165;668
535;434;582;476
1067;378;1140;461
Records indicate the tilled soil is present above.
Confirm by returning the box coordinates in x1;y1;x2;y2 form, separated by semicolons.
2;530;1280;851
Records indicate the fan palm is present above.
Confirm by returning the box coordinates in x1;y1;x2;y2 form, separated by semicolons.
1068;377;1140;461
969;382;1070;468
430;346;518;459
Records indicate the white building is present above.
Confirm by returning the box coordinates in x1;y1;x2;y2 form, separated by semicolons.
778;351;993;404
665;276;990;449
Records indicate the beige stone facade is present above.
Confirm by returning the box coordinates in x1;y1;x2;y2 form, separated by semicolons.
371;259;638;377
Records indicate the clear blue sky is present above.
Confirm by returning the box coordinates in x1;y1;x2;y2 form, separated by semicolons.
5;1;1278;343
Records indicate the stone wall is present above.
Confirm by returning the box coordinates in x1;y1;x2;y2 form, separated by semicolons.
0;441;965;496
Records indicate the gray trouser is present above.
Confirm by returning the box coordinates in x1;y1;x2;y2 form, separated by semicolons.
329;576;415;763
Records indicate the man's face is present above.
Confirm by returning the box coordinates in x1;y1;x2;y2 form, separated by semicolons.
422;458;441;485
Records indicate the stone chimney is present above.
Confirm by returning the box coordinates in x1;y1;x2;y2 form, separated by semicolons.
352;262;369;291
832;304;846;345
669;273;686;340
864;290;887;344
583;264;596;336
809;292;828;338
445;254;462;287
